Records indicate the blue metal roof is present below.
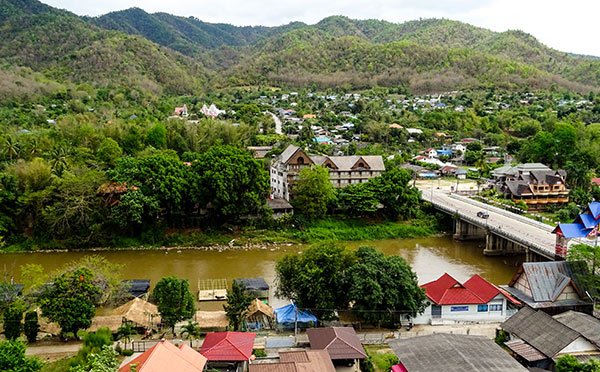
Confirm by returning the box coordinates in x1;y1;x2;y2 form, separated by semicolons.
577;213;598;229
588;202;600;220
437;150;453;156
553;223;590;238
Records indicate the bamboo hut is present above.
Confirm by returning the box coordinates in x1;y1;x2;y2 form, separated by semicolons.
245;299;274;330
194;311;229;332
89;297;160;332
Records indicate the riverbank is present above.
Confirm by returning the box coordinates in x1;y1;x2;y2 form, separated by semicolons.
2;218;440;253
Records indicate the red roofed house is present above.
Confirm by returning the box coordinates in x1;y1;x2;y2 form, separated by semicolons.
412;273;521;325
119;339;207;372
200;331;256;370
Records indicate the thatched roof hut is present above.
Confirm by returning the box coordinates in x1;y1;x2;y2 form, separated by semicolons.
247;299;274;319
194;311;229;331
246;299;274;330
88;316;123;332
114;297;160;328
89;297;160;332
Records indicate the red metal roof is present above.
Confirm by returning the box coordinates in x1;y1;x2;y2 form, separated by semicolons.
422;273;520;305
200;331;256;361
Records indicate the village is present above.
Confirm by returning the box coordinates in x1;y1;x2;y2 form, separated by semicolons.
3;86;597;371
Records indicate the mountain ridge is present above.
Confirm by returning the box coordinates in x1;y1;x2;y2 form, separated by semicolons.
1;0;599;98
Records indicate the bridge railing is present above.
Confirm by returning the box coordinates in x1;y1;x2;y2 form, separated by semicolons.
448;193;554;232
426;193;554;258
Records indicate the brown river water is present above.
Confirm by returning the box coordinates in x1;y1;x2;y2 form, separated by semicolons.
0;237;523;310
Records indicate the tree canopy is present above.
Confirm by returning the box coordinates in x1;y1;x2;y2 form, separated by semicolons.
38;267;101;337
152;276;195;334
275;243;426;324
291;165;336;220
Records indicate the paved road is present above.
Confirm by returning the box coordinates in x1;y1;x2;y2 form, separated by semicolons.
422;188;556;258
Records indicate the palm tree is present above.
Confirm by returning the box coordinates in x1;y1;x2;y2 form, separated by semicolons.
47;146;69;176
2;136;20;161
180;321;202;347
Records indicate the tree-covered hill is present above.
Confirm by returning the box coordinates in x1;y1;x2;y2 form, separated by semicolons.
93;7;305;56
1;0;599;96
89;11;600;91
0;0;208;96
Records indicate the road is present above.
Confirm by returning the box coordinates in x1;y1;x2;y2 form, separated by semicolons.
269;112;283;135
422;187;556;259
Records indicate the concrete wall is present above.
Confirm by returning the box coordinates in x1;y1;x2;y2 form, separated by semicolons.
413;295;512;325
559;336;598;354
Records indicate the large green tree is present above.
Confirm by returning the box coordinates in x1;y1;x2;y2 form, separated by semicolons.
191;145;269;221
152;277;195;335
347;247;427;326
38;267;101;338
291;165;335;220
223;280;252;331
275;243;354;319
370;168;421;220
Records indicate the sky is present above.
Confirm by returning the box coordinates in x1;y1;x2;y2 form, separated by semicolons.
40;0;600;57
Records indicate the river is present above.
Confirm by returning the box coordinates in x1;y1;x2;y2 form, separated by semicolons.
0;237;523;310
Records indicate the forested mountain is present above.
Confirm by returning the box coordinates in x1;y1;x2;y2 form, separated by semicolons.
1;0;599;98
0;0;207;98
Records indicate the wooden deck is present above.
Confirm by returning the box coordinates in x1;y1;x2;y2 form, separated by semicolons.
198;279;228;301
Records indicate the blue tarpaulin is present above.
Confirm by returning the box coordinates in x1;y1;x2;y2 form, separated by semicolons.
274;303;317;326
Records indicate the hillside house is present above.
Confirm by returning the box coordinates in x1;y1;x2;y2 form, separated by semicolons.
119;339;206;372
412;273;520;325
270;145;385;201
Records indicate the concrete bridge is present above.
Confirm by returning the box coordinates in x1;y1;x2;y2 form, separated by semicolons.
423;188;557;261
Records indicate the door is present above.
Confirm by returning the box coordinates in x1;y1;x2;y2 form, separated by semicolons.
431;305;442;318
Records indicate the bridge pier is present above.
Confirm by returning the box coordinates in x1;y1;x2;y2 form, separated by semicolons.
525;248;554;262
453;219;487;241
484;233;525;256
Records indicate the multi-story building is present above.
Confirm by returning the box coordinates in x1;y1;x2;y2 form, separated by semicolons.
270;145;385;201
495;163;569;209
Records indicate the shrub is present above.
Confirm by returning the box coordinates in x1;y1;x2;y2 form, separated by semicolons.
24;311;39;343
253;348;267;358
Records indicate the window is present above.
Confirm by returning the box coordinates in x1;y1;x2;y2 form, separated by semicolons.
477;304;488;312
297;157;304;165
450;306;469;312
489;304;502;311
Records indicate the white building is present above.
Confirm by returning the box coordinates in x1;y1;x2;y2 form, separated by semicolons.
412;273;520;325
270;145;385;201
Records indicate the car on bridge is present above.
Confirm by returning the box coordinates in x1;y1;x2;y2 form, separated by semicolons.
477;211;490;219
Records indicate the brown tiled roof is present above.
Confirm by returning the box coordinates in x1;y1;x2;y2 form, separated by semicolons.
307;327;367;360
249;350;335;372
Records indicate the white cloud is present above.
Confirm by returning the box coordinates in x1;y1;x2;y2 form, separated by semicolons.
40;0;600;56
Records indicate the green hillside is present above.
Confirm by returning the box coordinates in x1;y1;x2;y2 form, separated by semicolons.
1;0;599;97
0;0;207;96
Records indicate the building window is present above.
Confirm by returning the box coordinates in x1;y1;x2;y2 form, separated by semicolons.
489;304;502;311
450;306;469;312
297;157;304;165
477;304;488;312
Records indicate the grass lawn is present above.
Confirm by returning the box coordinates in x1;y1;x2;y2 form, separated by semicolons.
40;357;76;372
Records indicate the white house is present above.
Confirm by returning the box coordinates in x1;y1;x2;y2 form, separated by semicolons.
412;273;521;325
424;148;438;159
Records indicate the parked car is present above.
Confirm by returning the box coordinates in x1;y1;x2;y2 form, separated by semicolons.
477;211;489;219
